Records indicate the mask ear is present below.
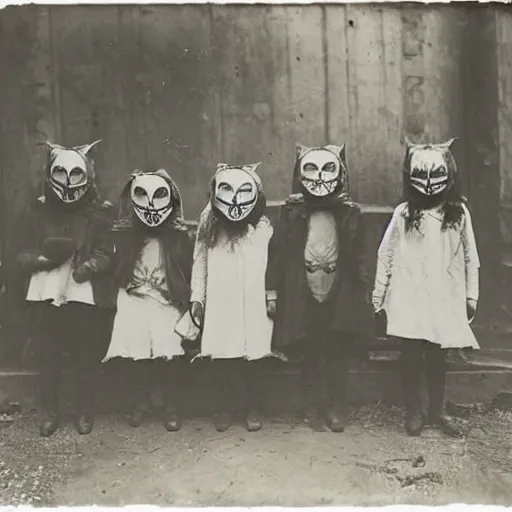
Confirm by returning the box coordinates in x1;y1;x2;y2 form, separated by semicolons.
438;137;458;150
325;144;346;163
296;143;310;160
37;141;65;152
75;139;102;158
243;162;261;174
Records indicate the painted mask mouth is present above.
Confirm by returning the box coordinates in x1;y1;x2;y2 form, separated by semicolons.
215;196;256;221
302;177;339;197
51;179;89;203
134;205;172;226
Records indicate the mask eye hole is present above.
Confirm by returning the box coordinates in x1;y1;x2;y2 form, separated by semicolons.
51;166;67;184
413;168;428;179
236;182;255;203
132;186;148;206
322;162;337;173
69;167;86;186
303;163;318;173
430;166;447;178
153;187;169;200
217;182;232;193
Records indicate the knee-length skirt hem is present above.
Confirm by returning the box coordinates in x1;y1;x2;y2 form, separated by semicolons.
103;289;185;362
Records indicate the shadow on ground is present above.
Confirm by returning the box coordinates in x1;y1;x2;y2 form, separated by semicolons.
1;404;512;507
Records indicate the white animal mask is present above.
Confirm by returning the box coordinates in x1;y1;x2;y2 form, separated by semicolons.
45;140;101;203
297;144;347;197
130;173;173;227
212;163;260;222
407;138;457;196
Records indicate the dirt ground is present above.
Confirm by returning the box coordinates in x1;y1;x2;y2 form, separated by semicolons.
1;404;512;507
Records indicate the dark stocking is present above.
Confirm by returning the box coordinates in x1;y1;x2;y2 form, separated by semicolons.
244;359;265;432
158;357;185;431
301;339;325;429
212;359;240;432
324;340;350;432
37;304;64;437
400;339;425;436
127;360;152;427
425;343;462;437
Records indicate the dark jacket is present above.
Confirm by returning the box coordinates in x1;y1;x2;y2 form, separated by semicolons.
111;169;193;315
270;194;374;347
15;193;117;309
112;226;193;314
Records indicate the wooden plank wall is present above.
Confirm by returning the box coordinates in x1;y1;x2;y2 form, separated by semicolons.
0;4;467;365
497;8;512;249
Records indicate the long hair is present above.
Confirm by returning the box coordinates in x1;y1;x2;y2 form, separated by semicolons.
196;175;266;250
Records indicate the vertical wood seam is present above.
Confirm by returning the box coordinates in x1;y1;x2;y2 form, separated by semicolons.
48;7;62;142
322;5;329;143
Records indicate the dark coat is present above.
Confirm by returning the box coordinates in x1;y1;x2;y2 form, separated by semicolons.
112;225;193;315
15;193;117;309
111;168;194;315
270;194;375;348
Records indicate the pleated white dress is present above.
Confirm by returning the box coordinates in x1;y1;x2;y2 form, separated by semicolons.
103;238;184;361
372;202;480;349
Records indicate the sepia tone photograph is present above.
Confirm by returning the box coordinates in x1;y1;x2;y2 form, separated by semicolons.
0;1;511;507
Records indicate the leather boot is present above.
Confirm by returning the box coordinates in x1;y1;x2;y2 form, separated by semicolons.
400;341;425;437
128;405;149;428
39;412;60;438
163;407;182;432
76;413;94;435
425;344;464;438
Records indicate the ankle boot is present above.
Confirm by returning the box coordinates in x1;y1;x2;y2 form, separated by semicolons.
425;344;463;438
214;411;233;432
163;407;182;432
128;405;148;428
76;412;94;435
245;409;263;432
39;412;60;438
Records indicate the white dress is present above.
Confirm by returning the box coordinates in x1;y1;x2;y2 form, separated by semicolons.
103;238;184;361
372;202;480;349
190;208;274;360
26;256;95;307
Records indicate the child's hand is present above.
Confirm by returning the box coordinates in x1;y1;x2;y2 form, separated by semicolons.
72;260;96;283
374;309;387;338
466;299;477;323
266;299;276;318
190;301;204;328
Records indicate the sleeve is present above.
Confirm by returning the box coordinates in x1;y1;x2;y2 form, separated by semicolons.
461;204;480;302
177;227;195;285
189;218;208;306
86;204;116;274
372;205;402;311
265;231;278;302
